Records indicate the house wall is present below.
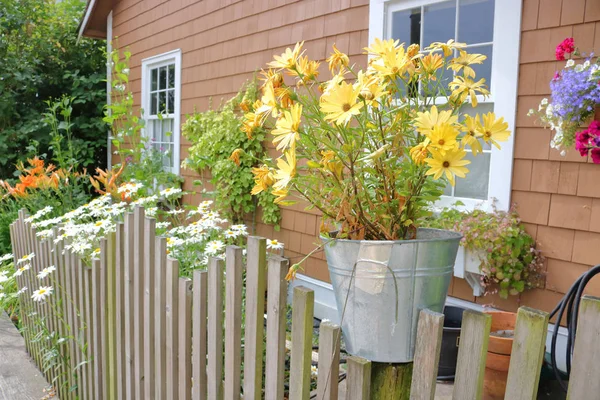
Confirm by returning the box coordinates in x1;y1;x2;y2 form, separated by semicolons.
448;0;600;318
110;0;600;316
110;0;370;281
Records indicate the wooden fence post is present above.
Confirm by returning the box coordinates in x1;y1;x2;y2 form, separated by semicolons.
224;246;243;400
452;310;491;400
242;237;267;400
289;286;314;400
192;270;208;400
166;257;180;400
155;237;168;399
265;256;289;400
317;321;340;400
143;216;156;399
92;258;104;400
115;222;126;400
178;278;193;400
207;257;224;400
346;356;372;400
567;296;600;399
410;309;445;400
504;307;548;400
133;206;145;400
105;231;118;399
123;212;135;400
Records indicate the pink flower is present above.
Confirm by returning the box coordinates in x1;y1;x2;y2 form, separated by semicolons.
555;37;575;61
553;71;561;81
591;148;600;164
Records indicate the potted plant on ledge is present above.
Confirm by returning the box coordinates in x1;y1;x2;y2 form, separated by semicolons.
237;39;511;371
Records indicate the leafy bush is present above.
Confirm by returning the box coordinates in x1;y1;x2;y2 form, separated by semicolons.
427;205;545;298
182;80;280;228
0;0;106;177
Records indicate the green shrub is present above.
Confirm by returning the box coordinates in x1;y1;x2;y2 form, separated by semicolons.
0;0;106;177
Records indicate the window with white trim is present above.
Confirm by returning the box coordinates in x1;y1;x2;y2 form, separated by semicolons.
141;50;182;174
369;0;521;211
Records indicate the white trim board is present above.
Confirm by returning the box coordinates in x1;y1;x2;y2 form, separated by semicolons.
106;11;113;169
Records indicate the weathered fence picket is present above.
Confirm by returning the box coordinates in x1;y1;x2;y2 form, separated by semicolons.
9;207;600;400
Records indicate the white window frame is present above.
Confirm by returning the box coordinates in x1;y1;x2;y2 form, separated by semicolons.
106;11;113;168
369;0;521;212
141;49;182;175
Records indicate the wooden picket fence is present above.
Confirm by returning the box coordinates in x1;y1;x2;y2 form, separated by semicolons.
8;206;600;399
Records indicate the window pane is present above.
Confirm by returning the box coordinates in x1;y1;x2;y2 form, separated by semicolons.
391;8;421;46
167;89;175;114
458;0;495;44
162;118;173;143
423;1;456;46
159;66;167;90
163;144;174;168
150;93;158;115
151;119;162;142
159;91;167;113
454;151;490;199
468;44;493;87
151;68;158;91
168;64;175;88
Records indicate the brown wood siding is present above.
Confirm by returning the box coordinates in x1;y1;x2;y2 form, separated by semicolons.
111;0;369;282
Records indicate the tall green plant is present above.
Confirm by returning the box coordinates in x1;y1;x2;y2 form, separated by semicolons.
0;0;106;177
182;80;280;228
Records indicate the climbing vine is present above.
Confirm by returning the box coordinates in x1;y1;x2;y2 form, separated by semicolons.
182;80;280;228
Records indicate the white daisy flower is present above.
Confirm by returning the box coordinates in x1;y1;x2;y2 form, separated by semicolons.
160;187;182;199
205;240;225;255
146;207;158;218
0;293;5;300
17;286;28;295
37;265;56;280
167;209;185;216
267;239;284;250
13;264;31;277
31;286;53;302
0;253;12;263
156;222;171;230
224;230;238;239
17;253;35;265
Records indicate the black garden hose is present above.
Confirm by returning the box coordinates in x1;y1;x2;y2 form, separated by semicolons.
548;263;600;392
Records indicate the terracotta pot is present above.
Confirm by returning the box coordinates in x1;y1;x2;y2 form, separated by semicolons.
483;311;516;400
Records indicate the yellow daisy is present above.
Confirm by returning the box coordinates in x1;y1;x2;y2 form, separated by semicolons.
251;165;275;195
415;106;458;135
320;81;364;126
364;38;399;56
273;150;296;190
448;51;487;79
460;115;483;155
326;44;350;73
272;103;302;151
427;123;459;154
478;112;511;149
268;41;304;70
425;148;471;186
449;76;490;107
370;45;415;79
426;39;467;57
419;53;444;80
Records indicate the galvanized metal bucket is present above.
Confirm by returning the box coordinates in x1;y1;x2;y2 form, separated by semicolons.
323;228;462;362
